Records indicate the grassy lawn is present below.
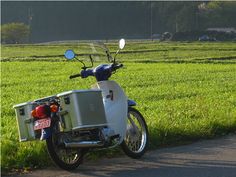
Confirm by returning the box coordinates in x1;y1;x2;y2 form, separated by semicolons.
1;41;236;171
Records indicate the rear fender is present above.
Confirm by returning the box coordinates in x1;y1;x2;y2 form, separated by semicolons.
40;114;58;140
40;128;52;140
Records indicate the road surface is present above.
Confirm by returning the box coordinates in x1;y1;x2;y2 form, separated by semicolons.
5;135;236;177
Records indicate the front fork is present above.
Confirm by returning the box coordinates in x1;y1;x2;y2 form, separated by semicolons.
127;100;139;136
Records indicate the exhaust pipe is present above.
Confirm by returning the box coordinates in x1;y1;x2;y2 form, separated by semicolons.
64;141;104;148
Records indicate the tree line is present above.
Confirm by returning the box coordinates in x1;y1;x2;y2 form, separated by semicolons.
151;1;236;33
1;1;236;43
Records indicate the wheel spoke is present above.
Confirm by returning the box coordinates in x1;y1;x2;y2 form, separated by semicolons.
52;134;82;165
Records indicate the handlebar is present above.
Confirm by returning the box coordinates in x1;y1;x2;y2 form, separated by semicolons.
69;63;123;80
69;73;81;79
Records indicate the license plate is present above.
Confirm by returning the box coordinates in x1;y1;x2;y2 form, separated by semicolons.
34;118;51;130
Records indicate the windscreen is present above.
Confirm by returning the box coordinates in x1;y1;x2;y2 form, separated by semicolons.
75;42;112;63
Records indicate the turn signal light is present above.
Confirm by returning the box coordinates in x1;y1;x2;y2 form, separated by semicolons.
31;109;37;118
50;104;58;113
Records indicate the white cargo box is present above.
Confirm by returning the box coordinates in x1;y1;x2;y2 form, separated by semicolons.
13;102;37;142
13;95;57;142
57;90;107;131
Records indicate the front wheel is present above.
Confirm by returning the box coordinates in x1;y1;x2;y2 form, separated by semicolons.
46;126;84;170
121;107;149;158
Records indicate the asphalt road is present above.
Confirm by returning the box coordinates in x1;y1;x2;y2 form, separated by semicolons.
5;135;236;177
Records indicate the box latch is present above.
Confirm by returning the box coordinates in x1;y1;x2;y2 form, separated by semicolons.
64;97;70;104
19;108;25;115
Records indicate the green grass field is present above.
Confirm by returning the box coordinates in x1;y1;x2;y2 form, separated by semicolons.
1;41;236;171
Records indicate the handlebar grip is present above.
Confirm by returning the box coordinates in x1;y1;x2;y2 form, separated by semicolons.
117;64;123;68
113;63;123;70
69;74;81;79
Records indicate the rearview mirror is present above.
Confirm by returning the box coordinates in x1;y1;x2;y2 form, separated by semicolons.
119;39;125;50
64;50;75;60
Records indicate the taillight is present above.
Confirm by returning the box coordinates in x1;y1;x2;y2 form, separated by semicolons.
50;104;58;113
35;105;51;119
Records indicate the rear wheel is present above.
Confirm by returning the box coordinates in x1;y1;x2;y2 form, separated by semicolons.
121;107;149;158
46;126;84;170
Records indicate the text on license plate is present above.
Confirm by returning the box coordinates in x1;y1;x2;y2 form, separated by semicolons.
34;118;51;130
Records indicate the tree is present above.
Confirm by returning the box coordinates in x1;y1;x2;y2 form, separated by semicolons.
152;2;201;33
1;22;30;44
198;2;236;29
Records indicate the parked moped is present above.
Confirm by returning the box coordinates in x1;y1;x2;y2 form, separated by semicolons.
14;39;149;170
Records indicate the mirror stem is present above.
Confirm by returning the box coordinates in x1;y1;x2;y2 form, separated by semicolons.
75;58;87;70
113;49;120;63
89;54;94;68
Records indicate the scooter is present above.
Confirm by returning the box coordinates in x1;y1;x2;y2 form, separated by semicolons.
13;39;149;170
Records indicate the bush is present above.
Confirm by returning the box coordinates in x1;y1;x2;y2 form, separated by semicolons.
1;23;30;44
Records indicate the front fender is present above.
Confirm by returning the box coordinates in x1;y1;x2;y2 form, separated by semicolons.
128;99;136;107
